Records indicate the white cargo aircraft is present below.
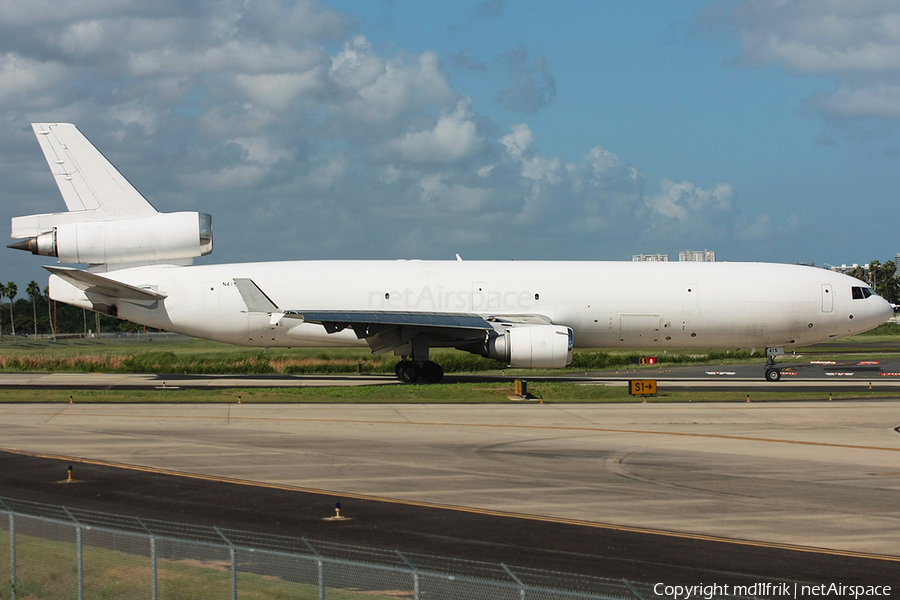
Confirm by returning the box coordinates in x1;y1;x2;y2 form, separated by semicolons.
8;123;893;383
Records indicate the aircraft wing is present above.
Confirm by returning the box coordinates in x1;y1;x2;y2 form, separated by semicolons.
31;123;158;217
292;311;492;332
233;278;502;355
292;310;494;355
45;266;166;302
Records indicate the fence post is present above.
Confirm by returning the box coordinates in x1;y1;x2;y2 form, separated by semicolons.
623;579;647;600
303;538;325;600
1;500;15;600
63;508;83;600
395;551;420;600
214;527;237;600
77;526;84;600
136;518;157;600
150;536;158;600
8;512;15;600
502;563;526;600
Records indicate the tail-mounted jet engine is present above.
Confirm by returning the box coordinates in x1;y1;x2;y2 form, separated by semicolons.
9;212;212;265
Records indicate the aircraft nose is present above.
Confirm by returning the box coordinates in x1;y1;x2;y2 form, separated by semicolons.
877;296;894;323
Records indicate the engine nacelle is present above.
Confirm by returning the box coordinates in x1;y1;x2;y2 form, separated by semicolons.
10;212;212;265
485;324;574;369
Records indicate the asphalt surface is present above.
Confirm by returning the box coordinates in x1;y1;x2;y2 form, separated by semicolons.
1;450;897;589
1;361;899;592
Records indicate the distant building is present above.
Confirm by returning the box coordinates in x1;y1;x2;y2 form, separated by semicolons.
632;253;669;262
895;253;900;266
679;249;715;262
830;264;864;274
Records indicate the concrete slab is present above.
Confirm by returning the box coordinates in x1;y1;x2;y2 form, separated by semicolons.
1;400;898;557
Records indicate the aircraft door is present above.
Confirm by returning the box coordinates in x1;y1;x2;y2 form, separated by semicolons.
247;312;277;345
471;282;489;311
618;314;661;345
821;284;833;313
682;284;698;313
203;282;220;310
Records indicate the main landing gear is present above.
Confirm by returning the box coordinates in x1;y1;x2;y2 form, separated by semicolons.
764;347;784;382
395;360;444;384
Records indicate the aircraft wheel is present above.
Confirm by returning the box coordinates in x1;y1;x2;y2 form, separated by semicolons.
420;361;444;383
765;368;781;382
396;361;420;383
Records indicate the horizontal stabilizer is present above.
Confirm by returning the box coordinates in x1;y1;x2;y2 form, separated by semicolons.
44;266;166;302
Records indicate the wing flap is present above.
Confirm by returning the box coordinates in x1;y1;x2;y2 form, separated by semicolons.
293;311;493;331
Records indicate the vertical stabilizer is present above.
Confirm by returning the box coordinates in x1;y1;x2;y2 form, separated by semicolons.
31;123;158;217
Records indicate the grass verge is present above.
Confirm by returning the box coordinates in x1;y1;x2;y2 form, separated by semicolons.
0;529;397;600
0;384;897;404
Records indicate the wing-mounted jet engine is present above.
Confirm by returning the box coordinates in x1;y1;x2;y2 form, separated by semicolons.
481;324;573;369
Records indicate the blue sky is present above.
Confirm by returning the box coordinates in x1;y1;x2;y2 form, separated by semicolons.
2;0;899;285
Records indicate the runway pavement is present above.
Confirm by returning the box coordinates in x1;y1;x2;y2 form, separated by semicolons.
0;399;899;584
1;360;900;586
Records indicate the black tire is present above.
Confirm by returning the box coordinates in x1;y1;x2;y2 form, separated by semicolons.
397;361;420;383
420;361;444;383
765;368;781;382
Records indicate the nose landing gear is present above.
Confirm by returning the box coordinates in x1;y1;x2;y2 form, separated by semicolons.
764;347;784;382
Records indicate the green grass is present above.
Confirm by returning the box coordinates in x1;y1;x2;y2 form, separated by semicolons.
0;338;829;376
0;384;896;405
1;331;899;401
0;529;404;600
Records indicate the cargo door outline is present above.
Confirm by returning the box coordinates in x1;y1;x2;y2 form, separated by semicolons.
821;284;833;313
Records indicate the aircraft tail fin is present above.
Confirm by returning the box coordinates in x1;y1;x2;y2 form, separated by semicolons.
32;123;157;216
10;123;212;269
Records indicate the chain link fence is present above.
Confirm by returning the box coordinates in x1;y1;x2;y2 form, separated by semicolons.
0;496;757;600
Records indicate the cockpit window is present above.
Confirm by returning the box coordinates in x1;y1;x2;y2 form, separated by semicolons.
852;286;875;299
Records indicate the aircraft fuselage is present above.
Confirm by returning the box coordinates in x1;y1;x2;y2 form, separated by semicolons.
50;259;892;351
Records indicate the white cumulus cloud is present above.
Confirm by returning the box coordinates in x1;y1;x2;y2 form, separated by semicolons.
390;100;483;163
723;0;900;123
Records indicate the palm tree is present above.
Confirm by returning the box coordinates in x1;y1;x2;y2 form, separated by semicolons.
5;282;17;336
877;261;900;304
847;265;867;283
27;280;40;337
868;260;881;290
